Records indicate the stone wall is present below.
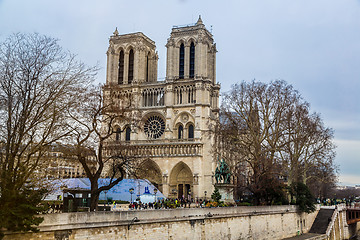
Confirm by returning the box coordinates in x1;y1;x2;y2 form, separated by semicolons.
325;205;360;239
4;205;319;240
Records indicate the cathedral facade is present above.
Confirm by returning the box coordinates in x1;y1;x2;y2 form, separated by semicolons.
103;17;220;199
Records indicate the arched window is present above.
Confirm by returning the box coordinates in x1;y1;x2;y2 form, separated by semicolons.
188;124;194;139
179;43;185;79
118;50;124;84
178;125;183;139
189;42;195;78
116;128;121;141
125;126;131;141
128;49;134;84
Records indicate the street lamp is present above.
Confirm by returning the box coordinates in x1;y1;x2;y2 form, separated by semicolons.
104;190;108;205
154;188;158;202
129;188;134;203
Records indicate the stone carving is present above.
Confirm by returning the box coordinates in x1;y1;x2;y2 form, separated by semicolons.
193;174;199;185
136;42;146;51
163;174;168;184
166;38;175;47
181;113;189;122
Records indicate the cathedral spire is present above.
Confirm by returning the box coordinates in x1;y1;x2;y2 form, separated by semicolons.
196;15;203;25
113;27;119;36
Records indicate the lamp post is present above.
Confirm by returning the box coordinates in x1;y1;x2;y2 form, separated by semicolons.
154;188;158;202
129;188;134;203
104;190;108;205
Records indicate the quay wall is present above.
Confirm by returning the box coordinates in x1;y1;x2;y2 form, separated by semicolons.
4;205;319;240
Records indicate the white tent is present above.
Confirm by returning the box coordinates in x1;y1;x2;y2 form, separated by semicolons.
44;178;165;202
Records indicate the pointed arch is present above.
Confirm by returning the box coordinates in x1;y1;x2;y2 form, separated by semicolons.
125;125;131;141
136;159;163;192
175;39;186;48
169;161;193;199
173;111;195;126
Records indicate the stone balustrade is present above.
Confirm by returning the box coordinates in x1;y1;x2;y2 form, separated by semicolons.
105;140;203;158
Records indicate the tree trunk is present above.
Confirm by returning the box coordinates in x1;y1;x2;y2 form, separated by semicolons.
90;181;100;211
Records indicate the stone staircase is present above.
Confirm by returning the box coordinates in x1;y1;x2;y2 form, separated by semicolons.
309;208;335;234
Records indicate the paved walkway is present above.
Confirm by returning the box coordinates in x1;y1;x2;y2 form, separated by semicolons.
282;233;326;240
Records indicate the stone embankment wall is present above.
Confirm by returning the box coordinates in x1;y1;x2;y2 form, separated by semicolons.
4;205;319;240
325;205;360;240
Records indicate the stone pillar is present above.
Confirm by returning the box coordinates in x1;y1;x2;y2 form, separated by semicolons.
112;53;119;85
201;43;207;79
166;40;174;80
195;44;201;78
162;174;169;196
134;49;140;83
152;53;158;82
184;45;190;79
106;51;111;84
174;46;179;79
166;45;170;79
212;49;217;84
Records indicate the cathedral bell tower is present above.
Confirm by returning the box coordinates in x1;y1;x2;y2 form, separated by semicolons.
106;30;158;86
165;16;217;83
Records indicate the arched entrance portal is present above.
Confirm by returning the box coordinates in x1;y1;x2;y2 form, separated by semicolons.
169;161;193;199
136;159;163;192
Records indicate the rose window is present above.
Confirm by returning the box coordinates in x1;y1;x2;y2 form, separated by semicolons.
144;115;165;139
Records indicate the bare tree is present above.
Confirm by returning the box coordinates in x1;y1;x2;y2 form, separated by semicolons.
66;85;142;211
220;80;337;205
306;157;338;199
0;33;96;236
280;102;337;188
221;80;299;204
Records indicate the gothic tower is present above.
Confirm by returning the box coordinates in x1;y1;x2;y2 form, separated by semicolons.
104;16;220;199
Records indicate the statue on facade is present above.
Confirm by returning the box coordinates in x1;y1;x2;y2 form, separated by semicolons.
215;157;231;184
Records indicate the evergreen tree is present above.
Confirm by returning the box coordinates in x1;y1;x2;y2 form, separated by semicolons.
0;185;48;239
211;188;222;203
289;182;316;213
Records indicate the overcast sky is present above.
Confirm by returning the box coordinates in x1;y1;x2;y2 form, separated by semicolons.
1;0;359;186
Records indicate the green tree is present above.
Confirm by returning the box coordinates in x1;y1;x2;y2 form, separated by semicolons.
211;187;222;203
0;185;48;238
289;182;316;213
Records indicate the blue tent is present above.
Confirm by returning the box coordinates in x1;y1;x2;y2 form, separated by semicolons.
44;178;165;202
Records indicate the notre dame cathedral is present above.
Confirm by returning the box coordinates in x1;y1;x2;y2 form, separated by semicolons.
103;16;220;199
